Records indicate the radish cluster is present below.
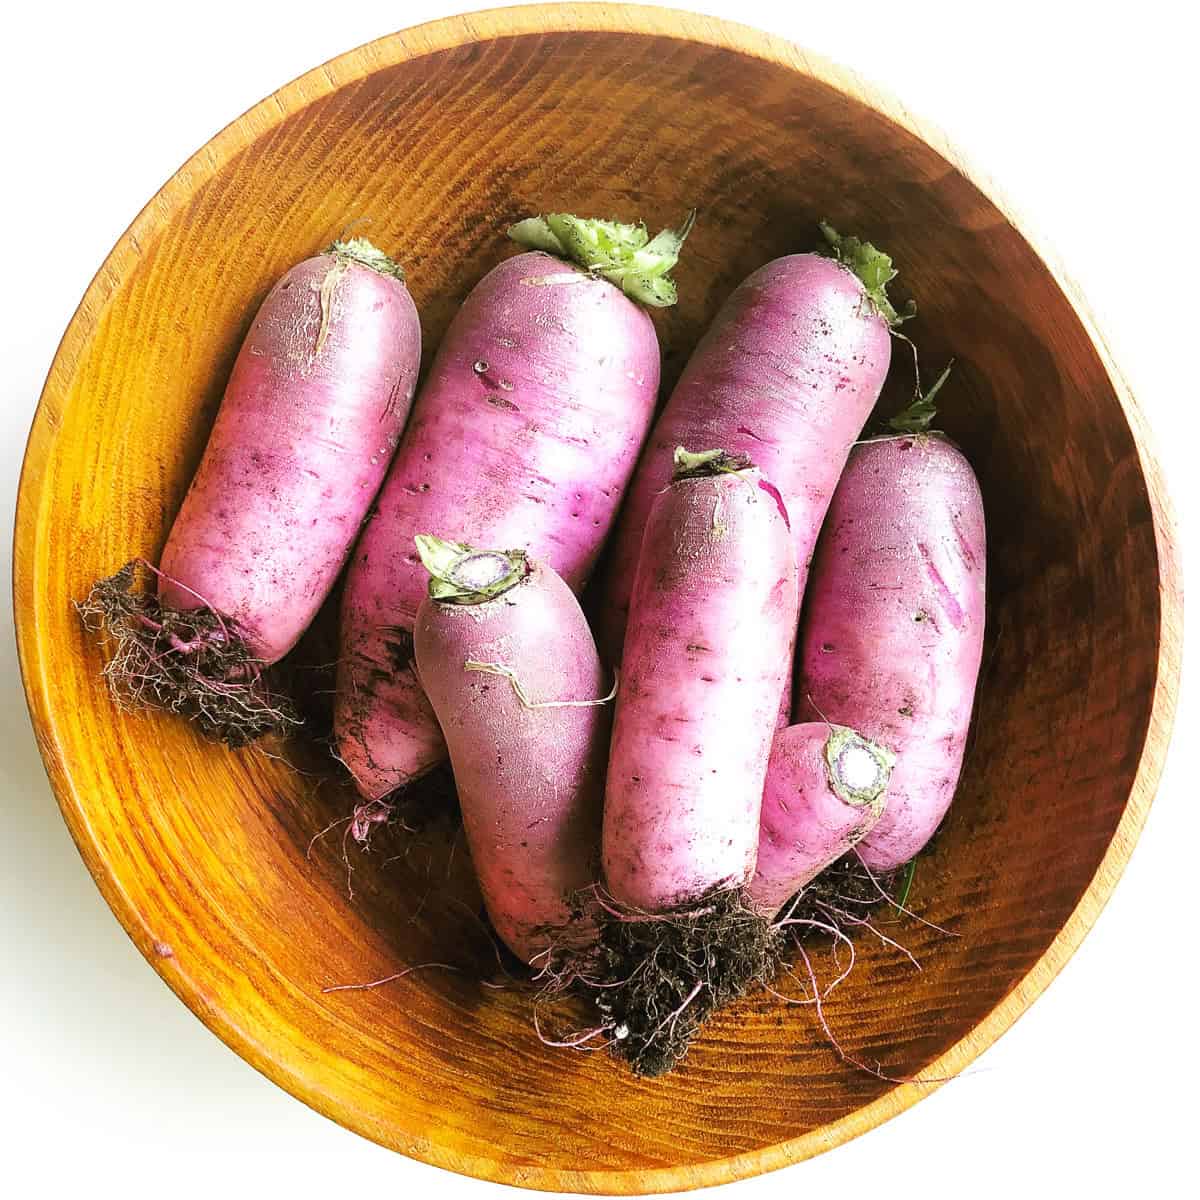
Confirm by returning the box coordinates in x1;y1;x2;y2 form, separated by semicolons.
79;214;985;1076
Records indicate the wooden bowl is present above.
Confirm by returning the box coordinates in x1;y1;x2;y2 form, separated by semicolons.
14;4;1181;1192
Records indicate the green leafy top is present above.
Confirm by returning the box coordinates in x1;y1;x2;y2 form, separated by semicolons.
414;535;528;605
818;221;914;327
887;359;955;434
327;237;407;281
508;210;695;307
671;446;754;481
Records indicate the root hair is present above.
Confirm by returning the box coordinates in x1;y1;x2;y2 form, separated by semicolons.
75;560;300;746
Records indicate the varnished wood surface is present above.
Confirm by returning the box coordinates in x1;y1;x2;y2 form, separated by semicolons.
13;3;1182;1193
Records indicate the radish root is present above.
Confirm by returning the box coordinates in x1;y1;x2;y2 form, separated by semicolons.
75;559;300;746
321;961;459;994
463;659;618;710
536;883;783;1077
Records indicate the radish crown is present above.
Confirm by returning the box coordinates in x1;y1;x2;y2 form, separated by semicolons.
508;210;695;307
824;726;895;814
886;360;954;433
327;237;407;281
414;534;527;605
818;221;914;327
671;446;754;480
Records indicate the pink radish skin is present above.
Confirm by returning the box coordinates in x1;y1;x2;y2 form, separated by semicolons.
336;251;661;800
748;723;895;917
796;433;986;871
160;243;420;662
602;452;798;911
413;542;610;963
597;251;892;666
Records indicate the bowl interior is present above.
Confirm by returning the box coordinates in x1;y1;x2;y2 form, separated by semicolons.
16;10;1166;1193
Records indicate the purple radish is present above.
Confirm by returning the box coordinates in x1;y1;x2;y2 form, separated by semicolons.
412;535;613;963
554;447;797;1077
602;448;798;911
79;239;419;742
796;420;985;871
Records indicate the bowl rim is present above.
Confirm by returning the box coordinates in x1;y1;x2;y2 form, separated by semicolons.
13;3;1184;1193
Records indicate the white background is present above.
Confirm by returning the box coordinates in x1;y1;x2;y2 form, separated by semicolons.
2;1;1194;1196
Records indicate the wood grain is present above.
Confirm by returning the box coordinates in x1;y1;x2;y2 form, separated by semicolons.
12;3;1182;1193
